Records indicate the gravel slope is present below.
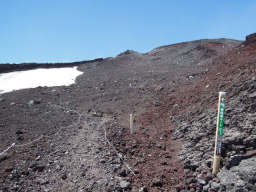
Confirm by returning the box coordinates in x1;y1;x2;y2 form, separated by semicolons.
0;38;243;191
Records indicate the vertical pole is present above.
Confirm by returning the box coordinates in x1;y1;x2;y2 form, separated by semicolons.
130;114;134;135
212;91;226;174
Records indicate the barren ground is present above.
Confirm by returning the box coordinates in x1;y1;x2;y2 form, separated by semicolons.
1;36;255;192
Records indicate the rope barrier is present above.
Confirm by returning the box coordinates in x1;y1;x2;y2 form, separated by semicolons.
0;103;83;156
0;143;15;156
0;105;142;187
102;118;136;176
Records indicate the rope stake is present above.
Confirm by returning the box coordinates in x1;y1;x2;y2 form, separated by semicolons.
130;114;134;135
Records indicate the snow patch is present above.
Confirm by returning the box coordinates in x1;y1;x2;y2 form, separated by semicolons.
0;67;83;94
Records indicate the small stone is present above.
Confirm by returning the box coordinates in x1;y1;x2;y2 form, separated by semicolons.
16;130;24;135
61;173;67;180
100;159;106;164
184;162;198;171
28;99;41;105
134;169;140;174
5;167;13;173
29;162;37;169
10;102;15;106
206;173;212;181
81;171;86;177
206;160;212;168
188;75;194;79
92;111;103;117
43;188;50;192
175;183;184;191
30;162;45;172
17;136;24;141
197;178;207;185
0;155;9;163
160;161;168;165
189;181;196;188
152;178;162;187
201;170;208;175
78;125;82;129
139;187;148;192
37;178;49;185
35;165;45;172
28;100;34;105
119;169;127;177
210;182;220;191
202;184;210;191
236;179;245;187
119;180;130;189
186;177;196;184
155;86;164;92
196;186;203;191
184;169;190;174
156;143;166;150
0;98;5;102
21;171;29;176
248;92;256;98
154;100;161;107
213;177;220;183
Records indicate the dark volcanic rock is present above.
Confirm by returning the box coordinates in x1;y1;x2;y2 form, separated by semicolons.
152;178;162;187
0;58;103;74
61;173;67;180
218;157;256;191
172;39;256;191
245;33;256;45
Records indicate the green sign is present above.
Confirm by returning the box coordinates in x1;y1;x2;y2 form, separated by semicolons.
217;101;225;136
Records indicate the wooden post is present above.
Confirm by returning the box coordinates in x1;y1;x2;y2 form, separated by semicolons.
212;91;226;174
130;114;134;135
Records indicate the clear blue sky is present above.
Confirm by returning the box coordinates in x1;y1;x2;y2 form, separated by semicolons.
1;0;256;63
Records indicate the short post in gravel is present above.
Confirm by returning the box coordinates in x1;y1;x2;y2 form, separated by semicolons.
212;91;226;174
130;113;134;135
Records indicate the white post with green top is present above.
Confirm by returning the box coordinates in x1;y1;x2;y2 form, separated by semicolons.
212;91;226;174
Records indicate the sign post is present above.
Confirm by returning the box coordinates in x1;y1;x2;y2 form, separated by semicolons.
212;91;226;174
130;114;134;135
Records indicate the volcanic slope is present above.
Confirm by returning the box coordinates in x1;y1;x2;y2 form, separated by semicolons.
0;38;241;191
163;33;256;191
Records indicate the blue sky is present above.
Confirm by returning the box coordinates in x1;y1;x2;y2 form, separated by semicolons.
0;0;256;63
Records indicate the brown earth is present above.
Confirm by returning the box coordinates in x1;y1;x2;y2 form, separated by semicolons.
0;34;254;191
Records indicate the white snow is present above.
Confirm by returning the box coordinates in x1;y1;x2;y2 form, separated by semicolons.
0;67;83;94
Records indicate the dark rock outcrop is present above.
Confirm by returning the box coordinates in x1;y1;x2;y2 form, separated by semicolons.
0;58;103;74
245;33;256;45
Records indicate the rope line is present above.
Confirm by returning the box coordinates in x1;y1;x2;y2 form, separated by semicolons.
0;143;15;156
102;118;136;176
0;103;83;156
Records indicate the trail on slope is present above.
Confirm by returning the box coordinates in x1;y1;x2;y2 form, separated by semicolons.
34;116;120;192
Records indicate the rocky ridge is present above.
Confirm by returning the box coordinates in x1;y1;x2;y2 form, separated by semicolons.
170;33;256;191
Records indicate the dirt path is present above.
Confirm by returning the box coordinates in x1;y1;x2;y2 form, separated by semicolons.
24;114;123;192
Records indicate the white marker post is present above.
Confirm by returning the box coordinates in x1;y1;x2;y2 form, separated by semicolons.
212;91;226;174
130;114;134;135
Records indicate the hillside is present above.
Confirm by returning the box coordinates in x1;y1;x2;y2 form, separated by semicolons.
0;35;255;191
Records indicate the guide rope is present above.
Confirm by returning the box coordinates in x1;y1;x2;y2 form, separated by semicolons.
0;103;83;156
